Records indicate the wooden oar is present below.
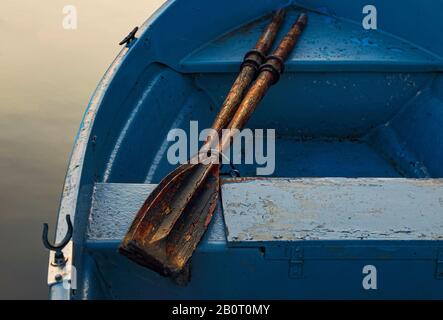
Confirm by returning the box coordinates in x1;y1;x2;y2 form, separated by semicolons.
119;12;308;278
120;8;284;251
118;9;286;273
209;9;286;136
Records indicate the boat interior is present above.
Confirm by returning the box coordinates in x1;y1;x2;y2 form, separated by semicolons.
98;9;443;182
51;1;443;299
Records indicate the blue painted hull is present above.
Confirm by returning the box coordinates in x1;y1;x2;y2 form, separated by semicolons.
49;0;443;299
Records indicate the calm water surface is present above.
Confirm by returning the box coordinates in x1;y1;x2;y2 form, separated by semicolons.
0;0;165;299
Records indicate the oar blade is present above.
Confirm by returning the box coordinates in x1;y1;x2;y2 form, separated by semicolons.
120;164;195;246
119;163;220;277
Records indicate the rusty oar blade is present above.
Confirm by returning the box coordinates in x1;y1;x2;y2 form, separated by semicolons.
119;163;219;276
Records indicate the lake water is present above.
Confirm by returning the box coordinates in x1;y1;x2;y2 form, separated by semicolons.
0;0;165;299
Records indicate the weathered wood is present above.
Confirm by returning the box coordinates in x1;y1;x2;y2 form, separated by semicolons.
222;178;443;242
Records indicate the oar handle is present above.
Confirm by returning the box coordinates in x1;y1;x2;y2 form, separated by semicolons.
218;13;307;152
253;8;287;58
272;13;307;62
205;9;286;145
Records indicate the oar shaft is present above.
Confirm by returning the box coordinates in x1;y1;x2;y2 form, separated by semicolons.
220;13;307;151
225;71;273;133
208;67;255;134
207;9;286;136
250;8;287;64
272;13;307;61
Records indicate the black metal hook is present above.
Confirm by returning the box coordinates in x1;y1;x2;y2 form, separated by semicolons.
220;162;241;178
119;26;139;46
42;215;73;266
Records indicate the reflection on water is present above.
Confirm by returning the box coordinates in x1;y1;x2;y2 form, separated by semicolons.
0;0;165;299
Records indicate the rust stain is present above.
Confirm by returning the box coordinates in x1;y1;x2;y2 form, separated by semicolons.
221;176;270;184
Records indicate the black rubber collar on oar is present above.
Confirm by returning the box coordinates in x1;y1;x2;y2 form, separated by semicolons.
240;49;266;74
259;54;285;85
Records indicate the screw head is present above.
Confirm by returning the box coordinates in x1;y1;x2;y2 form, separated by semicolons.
55;274;63;282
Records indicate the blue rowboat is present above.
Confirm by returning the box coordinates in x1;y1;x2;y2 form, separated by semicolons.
46;0;443;299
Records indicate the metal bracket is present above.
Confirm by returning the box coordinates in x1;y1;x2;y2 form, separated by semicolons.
42;215;73;267
119;26;139;46
220;162;241;178
436;250;443;279
264;246;304;279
